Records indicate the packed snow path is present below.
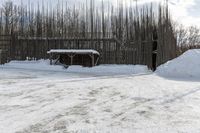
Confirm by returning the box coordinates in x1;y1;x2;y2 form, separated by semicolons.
1;67;200;133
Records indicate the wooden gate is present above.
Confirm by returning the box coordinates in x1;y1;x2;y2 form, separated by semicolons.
0;35;12;64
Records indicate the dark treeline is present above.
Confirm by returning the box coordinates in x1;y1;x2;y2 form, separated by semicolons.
0;0;178;68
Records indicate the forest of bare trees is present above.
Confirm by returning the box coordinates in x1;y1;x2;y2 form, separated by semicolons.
175;24;200;54
0;0;173;39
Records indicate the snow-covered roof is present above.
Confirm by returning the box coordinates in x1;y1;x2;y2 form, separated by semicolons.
47;49;100;55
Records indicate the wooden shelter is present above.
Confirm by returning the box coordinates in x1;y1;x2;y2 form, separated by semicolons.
47;49;100;67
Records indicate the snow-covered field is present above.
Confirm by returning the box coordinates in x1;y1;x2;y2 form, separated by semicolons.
1;50;200;133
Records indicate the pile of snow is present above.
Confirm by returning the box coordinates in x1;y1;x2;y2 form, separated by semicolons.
0;60;150;76
156;49;200;78
1;60;64;71
67;65;150;75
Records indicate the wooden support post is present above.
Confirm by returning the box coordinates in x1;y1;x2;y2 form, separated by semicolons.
69;54;76;65
70;56;73;65
89;53;95;67
50;53;53;65
92;54;94;67
50;59;52;65
0;49;2;64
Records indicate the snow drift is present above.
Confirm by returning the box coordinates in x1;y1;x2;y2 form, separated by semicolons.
0;60;150;76
156;49;200;78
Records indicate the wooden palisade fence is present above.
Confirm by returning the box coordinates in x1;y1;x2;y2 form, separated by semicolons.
0;1;177;69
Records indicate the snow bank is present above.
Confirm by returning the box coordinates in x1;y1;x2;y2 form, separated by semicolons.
0;60;150;76
156;49;200;78
67;65;150;75
1;60;64;71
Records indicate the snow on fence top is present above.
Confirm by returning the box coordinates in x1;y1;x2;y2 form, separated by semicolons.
47;49;100;55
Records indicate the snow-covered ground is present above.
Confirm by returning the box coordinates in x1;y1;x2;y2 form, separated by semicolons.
1;50;200;133
2;60;150;76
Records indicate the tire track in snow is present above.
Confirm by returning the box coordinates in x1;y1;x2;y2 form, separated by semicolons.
160;86;200;104
17;72;152;88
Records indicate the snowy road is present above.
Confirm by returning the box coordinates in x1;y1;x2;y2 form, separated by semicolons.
1;67;200;133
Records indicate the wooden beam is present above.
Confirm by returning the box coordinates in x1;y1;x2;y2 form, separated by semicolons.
18;37;115;42
55;55;61;65
95;56;100;66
